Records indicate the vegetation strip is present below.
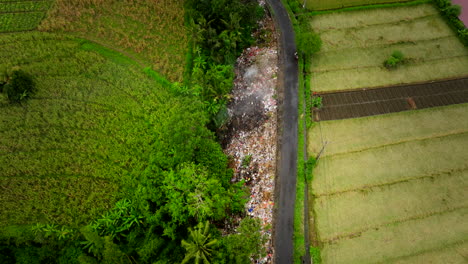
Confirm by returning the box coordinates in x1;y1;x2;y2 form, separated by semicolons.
314;77;468;120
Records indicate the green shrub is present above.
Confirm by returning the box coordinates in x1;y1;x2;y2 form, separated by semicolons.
297;31;322;57
297;16;322;57
443;4;461;17
384;50;405;69
241;154;252;168
392;50;404;61
433;0;468;46
434;0;451;9
2;69;35;103
310;246;322;264
311;96;322;108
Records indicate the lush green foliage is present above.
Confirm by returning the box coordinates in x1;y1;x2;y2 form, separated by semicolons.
181;221;217;264
311;96;323;108
0;32;247;263
185;0;263;65
0;0;267;262
213;218;268;263
296;14;322;61
185;0;263;127
384;50;405;69
433;0;468;46
0;68;35;103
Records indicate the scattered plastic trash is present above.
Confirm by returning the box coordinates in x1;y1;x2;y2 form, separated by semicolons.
222;14;278;263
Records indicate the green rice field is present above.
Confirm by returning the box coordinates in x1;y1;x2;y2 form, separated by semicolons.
309;3;468;92
0;32;173;230
39;0;188;82
0;0;52;33
307;103;468;263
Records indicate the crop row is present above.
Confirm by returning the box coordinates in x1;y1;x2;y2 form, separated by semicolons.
0;11;44;32
39;0;188;82
307;0;411;10
0;31;176;228
0;175;120;227
0;1;51;13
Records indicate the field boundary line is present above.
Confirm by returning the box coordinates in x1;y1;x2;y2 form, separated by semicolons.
28;97;145;115
314;13;438;33
313;166;468;198
305;0;431;14
383;239;468;263
320;205;468;244
319;129;468;159
0;28;35;34
0;123;128;134
0;9;48;14
316;35;455;54
0;0;51;3
311;54;468;74
0;173;118;182
0;124;129;144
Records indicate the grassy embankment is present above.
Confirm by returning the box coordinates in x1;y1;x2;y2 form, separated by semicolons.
309;3;468;92
307;103;468;263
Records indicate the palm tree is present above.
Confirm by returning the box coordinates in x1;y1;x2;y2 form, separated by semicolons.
181;221;217;264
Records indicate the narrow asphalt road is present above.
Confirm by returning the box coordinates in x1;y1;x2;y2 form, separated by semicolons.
266;0;299;263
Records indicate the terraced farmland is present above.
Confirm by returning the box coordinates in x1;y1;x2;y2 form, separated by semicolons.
39;0;188;82
306;0;412;11
0;0;52;33
309;3;468;92
0;32;173;230
307;103;468;263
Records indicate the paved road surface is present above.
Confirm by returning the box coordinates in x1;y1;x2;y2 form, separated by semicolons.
266;0;299;263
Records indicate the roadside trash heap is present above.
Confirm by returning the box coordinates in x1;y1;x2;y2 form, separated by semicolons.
224;44;278;263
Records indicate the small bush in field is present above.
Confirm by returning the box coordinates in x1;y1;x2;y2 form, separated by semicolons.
384;50;405;69
2;69;36;103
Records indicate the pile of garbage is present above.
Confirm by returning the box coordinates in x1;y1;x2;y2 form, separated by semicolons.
223;30;278;263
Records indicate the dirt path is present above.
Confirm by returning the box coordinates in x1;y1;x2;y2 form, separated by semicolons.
314;77;468;121
265;0;299;263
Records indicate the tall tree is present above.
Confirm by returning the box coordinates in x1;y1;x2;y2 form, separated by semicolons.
181;221;217;264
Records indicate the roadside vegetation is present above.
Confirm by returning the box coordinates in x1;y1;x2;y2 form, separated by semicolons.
0;0;269;263
281;0;322;262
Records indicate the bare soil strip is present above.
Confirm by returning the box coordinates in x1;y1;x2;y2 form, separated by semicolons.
313;77;468;121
